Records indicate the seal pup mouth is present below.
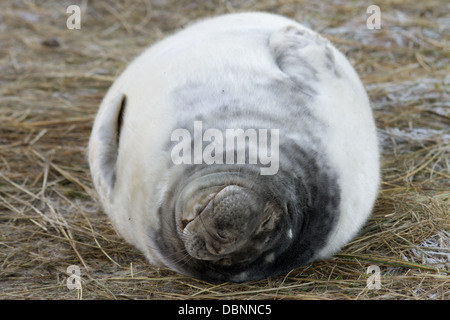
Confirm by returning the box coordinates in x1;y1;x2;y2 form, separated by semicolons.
177;185;262;264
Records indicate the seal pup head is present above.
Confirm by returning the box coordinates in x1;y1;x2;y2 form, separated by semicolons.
178;183;282;265
151;163;326;283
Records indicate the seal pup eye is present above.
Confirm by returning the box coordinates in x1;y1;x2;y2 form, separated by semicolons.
257;202;282;233
261;215;273;229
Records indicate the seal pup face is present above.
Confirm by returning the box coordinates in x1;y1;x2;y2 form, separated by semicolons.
178;184;282;265
153;165;302;283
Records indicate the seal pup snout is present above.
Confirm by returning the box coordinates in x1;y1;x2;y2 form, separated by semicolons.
181;185;263;262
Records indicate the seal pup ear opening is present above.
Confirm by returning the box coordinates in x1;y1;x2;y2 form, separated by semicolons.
88;93;126;200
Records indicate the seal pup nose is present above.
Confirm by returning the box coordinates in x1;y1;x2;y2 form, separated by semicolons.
181;185;261;260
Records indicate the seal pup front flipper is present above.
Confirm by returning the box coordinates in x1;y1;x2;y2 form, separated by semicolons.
269;25;338;96
89;93;126;201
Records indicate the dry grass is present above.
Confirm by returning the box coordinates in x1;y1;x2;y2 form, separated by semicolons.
0;0;448;300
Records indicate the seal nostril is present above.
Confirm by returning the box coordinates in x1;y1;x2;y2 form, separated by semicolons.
181;218;194;230
213;231;228;243
210;230;238;245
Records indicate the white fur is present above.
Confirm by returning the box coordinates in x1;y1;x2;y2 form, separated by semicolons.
309;39;380;259
89;12;379;268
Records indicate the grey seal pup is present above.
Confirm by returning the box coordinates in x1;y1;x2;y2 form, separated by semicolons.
89;12;380;283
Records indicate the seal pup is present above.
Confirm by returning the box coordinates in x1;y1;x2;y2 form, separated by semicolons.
89;12;380;283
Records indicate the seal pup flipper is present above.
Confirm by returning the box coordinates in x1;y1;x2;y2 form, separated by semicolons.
269;25;337;95
88;93;126;200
